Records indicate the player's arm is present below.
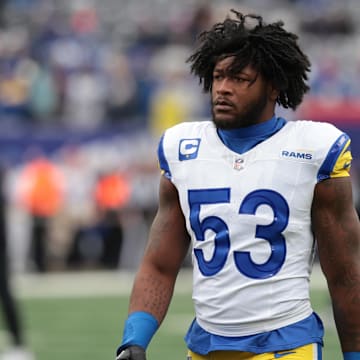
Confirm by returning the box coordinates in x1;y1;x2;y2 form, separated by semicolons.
312;176;360;357
116;174;191;359
128;174;190;318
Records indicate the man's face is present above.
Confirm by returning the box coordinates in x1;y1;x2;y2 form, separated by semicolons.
211;56;275;129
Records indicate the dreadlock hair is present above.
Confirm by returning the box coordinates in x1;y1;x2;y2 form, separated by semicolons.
187;10;311;110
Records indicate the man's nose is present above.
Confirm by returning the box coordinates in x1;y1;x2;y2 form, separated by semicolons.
216;78;232;94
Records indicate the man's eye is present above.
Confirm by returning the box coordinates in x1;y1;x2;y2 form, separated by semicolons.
213;74;223;80
233;77;247;83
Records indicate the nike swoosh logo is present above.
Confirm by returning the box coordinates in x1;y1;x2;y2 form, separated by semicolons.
274;351;296;358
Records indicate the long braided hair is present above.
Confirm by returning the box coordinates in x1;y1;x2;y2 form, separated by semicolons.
187;10;311;110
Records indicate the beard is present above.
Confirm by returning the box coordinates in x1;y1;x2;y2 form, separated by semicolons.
211;91;268;130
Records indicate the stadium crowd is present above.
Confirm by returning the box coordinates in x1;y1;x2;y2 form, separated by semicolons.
0;0;359;129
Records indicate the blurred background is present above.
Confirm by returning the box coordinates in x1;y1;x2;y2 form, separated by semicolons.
0;0;358;358
0;0;359;275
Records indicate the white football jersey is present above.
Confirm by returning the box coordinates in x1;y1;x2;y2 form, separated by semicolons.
158;119;351;337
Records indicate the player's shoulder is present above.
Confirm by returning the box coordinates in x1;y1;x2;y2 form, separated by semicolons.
164;120;213;138
290;119;339;131
287;119;346;142
159;121;213;166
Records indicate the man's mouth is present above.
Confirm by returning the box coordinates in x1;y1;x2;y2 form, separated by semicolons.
214;98;234;111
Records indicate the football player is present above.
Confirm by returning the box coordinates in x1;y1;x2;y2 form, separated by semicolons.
116;10;360;360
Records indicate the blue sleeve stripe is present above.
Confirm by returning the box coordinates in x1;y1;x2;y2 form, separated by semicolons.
317;133;350;182
157;134;171;178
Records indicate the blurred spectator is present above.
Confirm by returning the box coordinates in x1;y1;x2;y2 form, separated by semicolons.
62;64;107;129
16;151;65;272
67;169;131;269
104;52;138;124
187;3;213;40
94;170;131;268
28;61;58;124
0;0;6;28
310;57;348;98
148;44;208;136
0;62;30;125
0;26;33;125
52;144;94;269
300;10;355;36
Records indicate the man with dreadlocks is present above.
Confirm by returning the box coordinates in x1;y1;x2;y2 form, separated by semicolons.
115;10;360;360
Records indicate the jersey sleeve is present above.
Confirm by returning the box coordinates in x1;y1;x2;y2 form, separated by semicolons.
317;133;352;182
157;134;172;179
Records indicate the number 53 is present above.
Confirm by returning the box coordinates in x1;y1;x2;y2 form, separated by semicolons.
188;188;289;279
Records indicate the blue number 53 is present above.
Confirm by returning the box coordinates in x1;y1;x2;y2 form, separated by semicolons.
188;188;289;279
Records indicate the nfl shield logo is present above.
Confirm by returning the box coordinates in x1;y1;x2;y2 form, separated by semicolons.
233;157;244;170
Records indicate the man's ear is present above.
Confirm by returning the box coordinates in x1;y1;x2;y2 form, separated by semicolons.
268;84;280;101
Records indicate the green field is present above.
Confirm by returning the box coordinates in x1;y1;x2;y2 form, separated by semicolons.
0;268;341;360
